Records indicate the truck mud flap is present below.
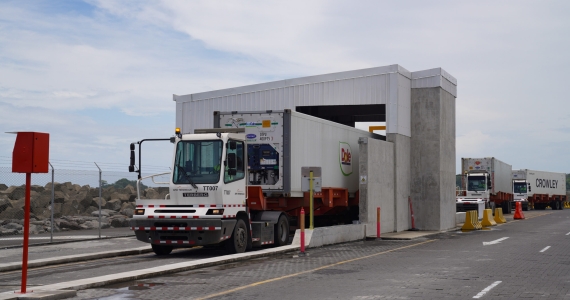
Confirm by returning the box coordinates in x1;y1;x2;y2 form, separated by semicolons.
251;221;275;247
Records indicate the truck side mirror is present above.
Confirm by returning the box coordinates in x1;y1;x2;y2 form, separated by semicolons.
528;184;531;192
227;153;236;169
228;141;237;150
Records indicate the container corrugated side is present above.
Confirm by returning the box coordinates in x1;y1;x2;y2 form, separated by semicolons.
524;169;566;196
289;111;376;197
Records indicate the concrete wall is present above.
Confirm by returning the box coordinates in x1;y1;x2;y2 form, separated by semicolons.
410;87;456;231
291;224;366;248
358;137;395;236
387;133;411;231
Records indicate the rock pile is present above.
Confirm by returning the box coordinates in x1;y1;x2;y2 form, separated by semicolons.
0;182;168;236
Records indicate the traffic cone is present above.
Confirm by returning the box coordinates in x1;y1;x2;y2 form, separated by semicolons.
513;202;525;219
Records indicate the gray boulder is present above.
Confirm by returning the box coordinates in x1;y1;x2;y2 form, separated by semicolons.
0;198;13;213
0;228;17;236
60;202;79;216
53;191;67;203
92;210;110;217
3;222;23;230
0;207;24;220
6;186;25;200
58;220;81;230
110;192;129;202
90;197;106;208
144;188;160;199
110;216;129;228
30;185;45;193
0;183;8;191
105;199;122;211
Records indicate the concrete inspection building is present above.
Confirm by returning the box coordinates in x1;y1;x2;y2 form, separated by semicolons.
173;64;457;233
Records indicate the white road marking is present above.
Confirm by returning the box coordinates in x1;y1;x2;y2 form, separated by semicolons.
566;232;570;236
540;246;551;253
473;281;502;299
482;237;509;246
0;236;108;241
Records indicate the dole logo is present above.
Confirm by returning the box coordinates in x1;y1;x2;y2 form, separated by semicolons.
339;142;353;176
475;161;481;165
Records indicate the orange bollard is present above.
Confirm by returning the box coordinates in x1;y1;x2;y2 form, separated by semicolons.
513;202;525;219
300;208;305;254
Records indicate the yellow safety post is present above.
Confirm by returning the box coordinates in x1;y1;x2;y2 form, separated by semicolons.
481;209;497;227
494;208;507;224
462;211;481;230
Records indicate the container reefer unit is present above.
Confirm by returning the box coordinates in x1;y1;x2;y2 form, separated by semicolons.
457;157;514;214
512;169;566;210
214;109;378;199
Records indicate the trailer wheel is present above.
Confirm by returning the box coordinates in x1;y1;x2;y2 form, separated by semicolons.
225;219;248;254
274;214;290;246
522;203;529;211
559;201;564;210
551;201;559;210
151;244;173;256
501;202;511;214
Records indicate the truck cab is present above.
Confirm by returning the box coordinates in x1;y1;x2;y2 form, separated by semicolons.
512;178;530;211
456;172;491;212
130;127;290;256
130;129;252;255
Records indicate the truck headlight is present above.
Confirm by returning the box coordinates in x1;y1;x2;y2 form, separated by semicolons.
206;209;224;215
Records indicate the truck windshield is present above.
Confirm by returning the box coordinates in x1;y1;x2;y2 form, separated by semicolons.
173;140;223;184
513;182;527;194
467;176;486;192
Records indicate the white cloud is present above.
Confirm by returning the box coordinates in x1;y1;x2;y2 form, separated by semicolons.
1;0;569;174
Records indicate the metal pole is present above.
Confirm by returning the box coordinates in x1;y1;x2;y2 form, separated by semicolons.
309;171;314;229
94;162;102;239
377;207;381;238
300;208;305;254
49;162;54;243
21;173;31;293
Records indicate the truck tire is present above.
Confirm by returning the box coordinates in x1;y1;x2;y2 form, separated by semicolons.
274;214;290;246
522;203;529;211
152;244;173;256
551;201;559;210
225;218;248;254
502;202;511;214
559;201;564;210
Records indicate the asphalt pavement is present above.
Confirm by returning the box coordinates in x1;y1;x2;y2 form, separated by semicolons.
0;209;561;299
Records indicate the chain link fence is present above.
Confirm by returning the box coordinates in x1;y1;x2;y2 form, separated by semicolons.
0;163;170;246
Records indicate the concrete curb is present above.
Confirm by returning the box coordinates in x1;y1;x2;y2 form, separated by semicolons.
0;246;153;272
2;290;77;300
0;245;300;300
0;234;134;250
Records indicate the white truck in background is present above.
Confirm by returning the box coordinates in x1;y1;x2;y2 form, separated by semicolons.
456;157;514;214
512;169;566;210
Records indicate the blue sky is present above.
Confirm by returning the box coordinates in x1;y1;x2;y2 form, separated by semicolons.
1;0;570;176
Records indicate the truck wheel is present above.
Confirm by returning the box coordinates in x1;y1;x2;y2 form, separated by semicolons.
559;201;564;210
225;219;248;254
152;244;173;256
522;203;528;211
274;214;290;246
551;201;559;210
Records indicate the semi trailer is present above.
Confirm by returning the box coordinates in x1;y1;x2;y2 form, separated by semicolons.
128;110;379;255
512;169;566;210
456;157;514;214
